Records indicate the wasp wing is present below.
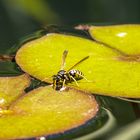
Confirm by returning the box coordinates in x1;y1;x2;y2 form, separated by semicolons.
60;50;68;70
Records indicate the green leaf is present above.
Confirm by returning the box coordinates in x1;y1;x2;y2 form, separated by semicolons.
16;27;140;98
0;62;22;76
0;86;99;139
89;24;140;55
0;74;30;109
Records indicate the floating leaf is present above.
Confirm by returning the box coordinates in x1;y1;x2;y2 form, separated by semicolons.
89;24;140;54
0;86;98;139
16;26;140;98
0;74;30;109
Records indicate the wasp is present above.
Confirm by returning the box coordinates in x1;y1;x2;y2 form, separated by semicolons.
52;50;89;90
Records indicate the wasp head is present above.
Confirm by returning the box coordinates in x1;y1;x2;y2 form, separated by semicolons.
52;74;63;90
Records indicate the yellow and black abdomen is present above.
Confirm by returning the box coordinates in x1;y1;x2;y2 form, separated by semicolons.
69;70;83;81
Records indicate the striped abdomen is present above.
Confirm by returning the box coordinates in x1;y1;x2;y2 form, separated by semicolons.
68;70;83;81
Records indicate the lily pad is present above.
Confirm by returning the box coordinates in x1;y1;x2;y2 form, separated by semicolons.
15;27;140;98
0;74;30;109
0;86;98;139
89;24;140;54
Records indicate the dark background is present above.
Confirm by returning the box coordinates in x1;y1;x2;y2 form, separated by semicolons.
0;0;140;53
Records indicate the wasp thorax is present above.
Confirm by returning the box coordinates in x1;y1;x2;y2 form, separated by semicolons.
52;70;66;90
57;70;66;76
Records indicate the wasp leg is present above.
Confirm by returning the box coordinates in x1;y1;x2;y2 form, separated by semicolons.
76;73;91;82
59;79;66;91
70;76;79;86
53;79;57;89
62;79;66;87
